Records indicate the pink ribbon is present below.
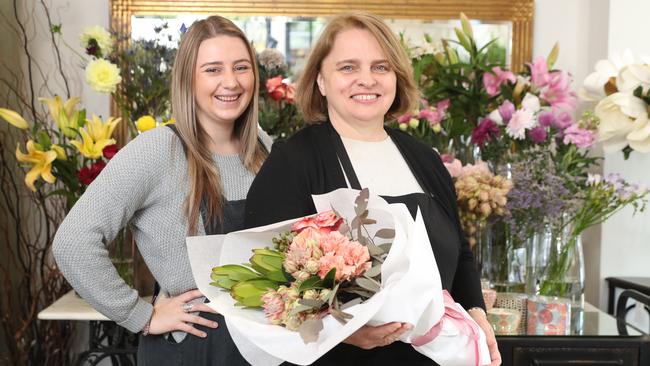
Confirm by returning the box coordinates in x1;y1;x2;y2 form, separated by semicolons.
412;290;483;366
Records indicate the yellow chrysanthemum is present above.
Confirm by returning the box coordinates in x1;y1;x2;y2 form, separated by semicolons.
15;140;57;191
0;107;29;129
85;59;122;94
71;115;120;159
80;26;114;54
135;115;157;133
162;117;175;126
38;96;82;138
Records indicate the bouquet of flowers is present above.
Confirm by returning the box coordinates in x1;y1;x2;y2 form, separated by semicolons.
474;51;597;166
187;188;490;366
580;50;650;157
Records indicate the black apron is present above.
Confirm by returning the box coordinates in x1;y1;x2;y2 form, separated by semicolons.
137;126;256;365
286;129;462;366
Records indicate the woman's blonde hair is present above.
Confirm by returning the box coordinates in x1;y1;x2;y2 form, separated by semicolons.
296;12;419;123
171;15;266;235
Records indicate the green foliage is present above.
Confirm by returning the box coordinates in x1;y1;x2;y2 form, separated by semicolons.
112;25;177;136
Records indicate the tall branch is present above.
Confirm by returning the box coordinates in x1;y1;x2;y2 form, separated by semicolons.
12;0;37;123
39;0;70;98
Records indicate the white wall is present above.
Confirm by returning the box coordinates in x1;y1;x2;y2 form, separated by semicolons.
599;0;650;309
535;0;650;310
1;0;111;119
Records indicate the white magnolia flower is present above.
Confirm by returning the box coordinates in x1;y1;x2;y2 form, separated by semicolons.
617;64;650;94
627;112;650;152
595;92;646;152
580;49;636;101
521;93;540;113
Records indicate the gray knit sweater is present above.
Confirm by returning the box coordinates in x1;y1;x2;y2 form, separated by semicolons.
53;126;269;333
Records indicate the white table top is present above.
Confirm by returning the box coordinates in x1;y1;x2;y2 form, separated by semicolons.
38;290;151;321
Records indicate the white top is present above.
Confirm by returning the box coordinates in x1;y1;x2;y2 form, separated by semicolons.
341;135;424;196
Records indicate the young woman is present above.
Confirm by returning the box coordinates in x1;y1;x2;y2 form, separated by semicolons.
53;16;268;365
245;13;501;365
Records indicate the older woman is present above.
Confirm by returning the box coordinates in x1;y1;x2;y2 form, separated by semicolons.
245;12;500;366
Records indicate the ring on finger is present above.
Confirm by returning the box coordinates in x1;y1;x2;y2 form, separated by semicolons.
182;303;194;313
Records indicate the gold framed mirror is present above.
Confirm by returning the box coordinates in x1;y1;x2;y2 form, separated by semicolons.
109;0;533;142
111;0;533;68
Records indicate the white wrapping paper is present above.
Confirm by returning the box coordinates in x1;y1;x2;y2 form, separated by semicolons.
186;188;490;365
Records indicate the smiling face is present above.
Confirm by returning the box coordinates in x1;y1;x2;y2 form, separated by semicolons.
316;28;397;129
194;35;254;132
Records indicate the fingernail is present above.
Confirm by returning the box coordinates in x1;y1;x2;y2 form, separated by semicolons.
213;322;219;328
201;332;207;338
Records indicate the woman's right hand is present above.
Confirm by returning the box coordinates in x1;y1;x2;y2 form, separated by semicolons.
147;289;219;338
344;322;412;350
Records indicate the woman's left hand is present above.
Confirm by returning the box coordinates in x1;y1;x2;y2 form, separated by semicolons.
469;309;501;366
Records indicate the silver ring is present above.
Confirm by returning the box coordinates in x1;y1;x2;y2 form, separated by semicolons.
182;303;194;313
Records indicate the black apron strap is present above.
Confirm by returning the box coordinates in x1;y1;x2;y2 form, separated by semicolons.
327;123;363;190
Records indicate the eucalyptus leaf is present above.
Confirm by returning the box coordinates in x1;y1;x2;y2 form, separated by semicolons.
363;265;382;278
330;308;354;325
355;277;381;293
354;188;369;216
366;243;384;256
327;284;339;306
350;217;360;231
298;298;325;308
340;298;363;310
375;229;395;239
378;243;393;252
298;318;324;344
361;218;377;225
290;304;315;316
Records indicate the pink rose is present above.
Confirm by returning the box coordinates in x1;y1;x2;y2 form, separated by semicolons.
292;211;342;234
291;217;318;233
313;211;343;234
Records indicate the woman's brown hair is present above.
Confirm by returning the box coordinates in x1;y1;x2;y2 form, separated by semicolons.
171;15;266;235
296;12;419;123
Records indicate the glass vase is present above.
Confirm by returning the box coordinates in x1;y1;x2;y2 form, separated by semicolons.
537;225;585;308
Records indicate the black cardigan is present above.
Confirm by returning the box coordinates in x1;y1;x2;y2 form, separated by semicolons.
244;122;485;310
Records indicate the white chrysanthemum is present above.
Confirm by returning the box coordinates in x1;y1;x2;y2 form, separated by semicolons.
85;59;121;94
80;26;114;54
505;109;534;140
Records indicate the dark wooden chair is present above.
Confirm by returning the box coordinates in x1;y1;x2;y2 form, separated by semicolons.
616;289;650;335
